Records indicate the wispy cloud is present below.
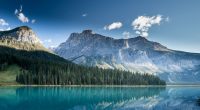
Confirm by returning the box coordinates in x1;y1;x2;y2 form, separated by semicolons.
31;19;36;23
82;13;88;17
0;18;10;31
15;5;29;23
132;15;167;37
0;19;9;26
104;22;123;30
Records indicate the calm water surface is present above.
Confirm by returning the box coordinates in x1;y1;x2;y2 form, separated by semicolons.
0;86;200;110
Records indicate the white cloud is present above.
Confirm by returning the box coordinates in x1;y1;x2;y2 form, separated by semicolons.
17;13;29;23
135;31;140;35
82;13;87;17
132;15;166;37
122;31;130;39
141;31;148;37
0;18;10;31
0;19;9;26
15;5;29;23
104;22;123;30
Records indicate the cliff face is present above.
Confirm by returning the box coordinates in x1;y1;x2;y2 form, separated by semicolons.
0;26;47;51
55;30;200;84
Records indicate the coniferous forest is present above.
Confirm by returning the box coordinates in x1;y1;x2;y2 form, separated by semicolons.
0;46;166;85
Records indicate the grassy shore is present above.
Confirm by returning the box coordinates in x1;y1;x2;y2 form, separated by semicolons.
0;65;20;85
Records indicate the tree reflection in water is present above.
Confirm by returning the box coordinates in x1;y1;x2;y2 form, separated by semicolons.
0;86;200;110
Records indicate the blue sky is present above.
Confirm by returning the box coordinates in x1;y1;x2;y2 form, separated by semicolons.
0;0;200;53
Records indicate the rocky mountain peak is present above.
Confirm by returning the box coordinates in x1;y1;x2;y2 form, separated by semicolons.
54;30;200;84
14;26;31;31
66;30;168;51
0;26;41;44
0;26;48;51
133;36;147;41
82;30;93;34
67;29;98;42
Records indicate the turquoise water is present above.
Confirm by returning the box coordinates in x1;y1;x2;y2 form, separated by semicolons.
0;86;200;110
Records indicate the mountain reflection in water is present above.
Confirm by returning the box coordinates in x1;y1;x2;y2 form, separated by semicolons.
0;86;200;110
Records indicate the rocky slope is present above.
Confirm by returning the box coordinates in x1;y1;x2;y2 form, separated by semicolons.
0;26;47;51
55;30;200;84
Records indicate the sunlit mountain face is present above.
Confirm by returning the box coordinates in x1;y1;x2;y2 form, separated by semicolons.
0;26;48;51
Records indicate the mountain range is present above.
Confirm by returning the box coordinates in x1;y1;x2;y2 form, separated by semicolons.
0;26;164;85
54;30;200;84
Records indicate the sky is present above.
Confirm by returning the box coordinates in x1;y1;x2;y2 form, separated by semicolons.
0;0;200;53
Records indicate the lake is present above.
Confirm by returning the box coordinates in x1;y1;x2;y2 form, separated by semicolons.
0;86;200;110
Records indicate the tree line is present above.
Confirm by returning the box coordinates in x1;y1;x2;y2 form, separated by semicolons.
0;46;166;85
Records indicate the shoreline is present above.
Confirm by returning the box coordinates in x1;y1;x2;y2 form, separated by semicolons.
0;84;200;87
0;84;166;87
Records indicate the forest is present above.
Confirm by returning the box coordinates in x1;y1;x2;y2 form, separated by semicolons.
0;46;166;85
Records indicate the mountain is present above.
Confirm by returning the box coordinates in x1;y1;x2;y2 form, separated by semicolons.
0;26;48;51
0;26;165;85
54;30;200;84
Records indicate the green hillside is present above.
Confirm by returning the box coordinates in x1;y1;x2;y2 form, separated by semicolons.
0;65;20;85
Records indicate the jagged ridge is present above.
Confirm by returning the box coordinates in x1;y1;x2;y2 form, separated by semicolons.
55;30;200;84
